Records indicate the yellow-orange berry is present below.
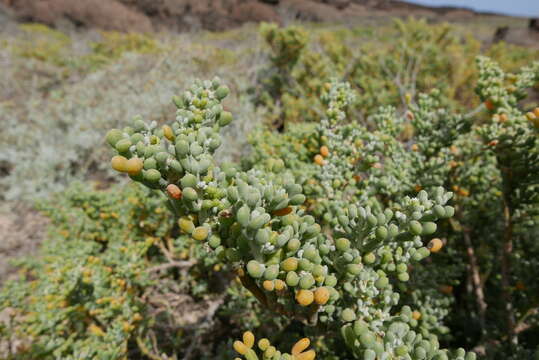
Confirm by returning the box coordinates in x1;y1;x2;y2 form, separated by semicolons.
274;279;286;291
263;280;275;291
296;350;316;360
296;290;314;306
428;238;443;253
411;144;419;152
314;154;325;166
166;184;182;199
533;107;539;117
292;338;311;355
412;310;422;320
111;155;128;173
125;157;143;175
243;331;255;348
162;125;174;141
320;146;329;157
458;188;470;197
282;257;298;272
484;99;495;111
233;341;248;355
192;226;209;241
314;287;330;305
258;338;270;351
499;113;508;123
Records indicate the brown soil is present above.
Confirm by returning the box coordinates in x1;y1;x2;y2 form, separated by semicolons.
0;205;48;285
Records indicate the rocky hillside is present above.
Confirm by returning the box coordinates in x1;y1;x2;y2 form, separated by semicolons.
0;0;525;33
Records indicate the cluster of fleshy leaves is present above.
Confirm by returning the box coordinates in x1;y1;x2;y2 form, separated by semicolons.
101;71;485;360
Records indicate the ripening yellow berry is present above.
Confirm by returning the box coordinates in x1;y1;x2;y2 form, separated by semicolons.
296;290;314;306
282;257;298;271
320;145;329;157
412;310;422;320
258;338;270;351
274;279;286;291
263;280;275;291
125;157;143;175
166;184;182;199
162;125;174;141
296;350;316;360
458;188;470;197
192;226;209;241
314;154;325;166
292;338;311;355
411;144;419;152
233;340;249;355
499;113;508;123
428;238;443;253
534;107;539;117
243;331;255;348
314;287;330;305
111;155;128;172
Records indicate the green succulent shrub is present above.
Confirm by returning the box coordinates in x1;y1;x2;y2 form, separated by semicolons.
253;19;539;129
2;20;539;360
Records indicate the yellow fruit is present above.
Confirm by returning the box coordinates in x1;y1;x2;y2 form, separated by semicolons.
162;125;174;141
263;280;275;291
428;238;443;253
274;279;286;291
314;154;325;166
192;226;209;241
412;310;421;320
314;287;330;305
125;157;143;175
111;155;128;172
292;338;311;355
296;290;314;306
166;184;182;199
320;146;329;157
411;144;419;152
243;331;255;348
282;257;298;271
296;350;316;360
258;338;270;351
233;341;248;355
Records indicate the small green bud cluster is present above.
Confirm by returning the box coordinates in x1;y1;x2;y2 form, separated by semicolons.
341;305;477;360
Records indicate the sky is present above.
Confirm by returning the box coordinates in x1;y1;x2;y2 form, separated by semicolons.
404;0;539;18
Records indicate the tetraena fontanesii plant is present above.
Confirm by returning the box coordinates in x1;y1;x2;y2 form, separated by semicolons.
105;74;478;360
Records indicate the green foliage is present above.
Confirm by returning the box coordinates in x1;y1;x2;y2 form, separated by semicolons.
254;19;539;127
